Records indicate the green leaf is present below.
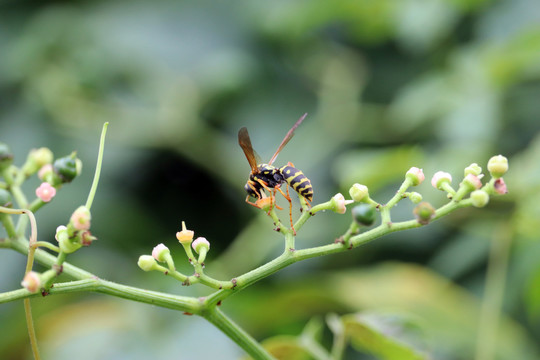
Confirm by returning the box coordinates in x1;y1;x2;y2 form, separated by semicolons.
343;312;426;360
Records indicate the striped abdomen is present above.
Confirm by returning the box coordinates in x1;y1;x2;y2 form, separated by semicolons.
279;165;313;202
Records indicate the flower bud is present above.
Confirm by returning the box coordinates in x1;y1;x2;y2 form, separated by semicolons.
0;188;12;207
413;202;436;225
55;225;81;253
70;206;91;231
21;271;42;293
137;255;158;272
176;221;194;244
464;163;482;177
38;164;54;181
406;167;425;186
55;225;68;242
352;204;376;226
35;182;56;202
349;183;369;202
408;192;423;204
192;237;210;254
53;153;81;183
30;147;54;168
470;190;489;208
330;193;354;214
152;243;170;262
487;155;508;178
494;178;508;194
461;173;482;191
431;171;452;190
0;142;14;171
80;231;96;246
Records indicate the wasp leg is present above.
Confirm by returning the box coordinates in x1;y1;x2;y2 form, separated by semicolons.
284;185;296;235
256;179;284;211
245;195;262;207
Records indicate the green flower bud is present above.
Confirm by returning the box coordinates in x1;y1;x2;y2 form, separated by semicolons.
0;188;12;207
53;153;80;183
55;225;81;253
470;190;489;208
487;155;508;178
408;192;423;204
0;142;14;171
413;202;436;225
464;163;482;177
349;183;369;202
138;255;158;272
352;204;376;226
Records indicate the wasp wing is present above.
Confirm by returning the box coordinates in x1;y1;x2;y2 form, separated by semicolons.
238;127;262;174
268;113;307;166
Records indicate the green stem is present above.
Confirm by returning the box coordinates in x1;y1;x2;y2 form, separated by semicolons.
0;213;16;238
475;222;512;360
203;307;275;360
86;122;108;210
23;298;41;360
0;279;201;313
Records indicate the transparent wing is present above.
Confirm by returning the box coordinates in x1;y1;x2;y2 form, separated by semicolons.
238;127;261;174
268;113;307;165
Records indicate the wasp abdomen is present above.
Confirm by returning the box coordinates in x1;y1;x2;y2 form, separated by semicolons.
279;165;313;202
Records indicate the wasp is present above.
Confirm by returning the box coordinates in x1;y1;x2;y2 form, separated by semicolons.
238;113;313;232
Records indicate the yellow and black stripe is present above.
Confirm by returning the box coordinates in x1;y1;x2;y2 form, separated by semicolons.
279;165;313;202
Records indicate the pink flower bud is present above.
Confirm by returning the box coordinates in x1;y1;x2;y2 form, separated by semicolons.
330;193;354;214
21;271;41;293
192;237;210;254
406;167;425;186
431;171;452;190
152;243;170;262
35;182;56;202
494;178;508;194
38;164;54;181
462;173;482;190
70;206;91;231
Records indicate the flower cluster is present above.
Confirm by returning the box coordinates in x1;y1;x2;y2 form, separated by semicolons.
138;222;211;279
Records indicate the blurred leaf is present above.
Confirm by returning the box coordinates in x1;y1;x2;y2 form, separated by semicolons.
249;336;311;360
343;312;426;360
334;146;425;192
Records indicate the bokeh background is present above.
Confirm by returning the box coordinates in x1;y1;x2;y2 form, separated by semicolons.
1;0;540;359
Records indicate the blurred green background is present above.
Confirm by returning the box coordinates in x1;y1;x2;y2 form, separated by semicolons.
1;0;540;359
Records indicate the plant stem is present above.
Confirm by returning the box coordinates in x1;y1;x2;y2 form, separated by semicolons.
86;122;108;210
23;298;40;360
475;222;512;360
203;307;276;360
